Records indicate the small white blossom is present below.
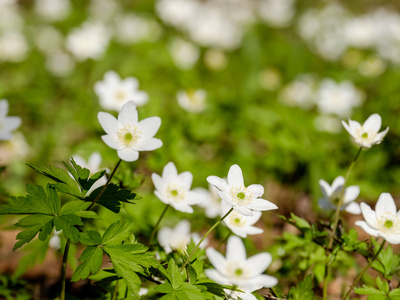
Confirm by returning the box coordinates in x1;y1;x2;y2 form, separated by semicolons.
205;236;277;293
95;71;148;111
49;229;62;250
169;38;199;70
45;50;75;77
158;220;206;254
319;176;360;214
34;0;70;22
152;162;205;213
0;99;22;141
342;113;389;148
177;89;206;113
356;193;400;244
114;14;161;45
259;0;296;28
207;164;277;216
0;31;29;63
222;202;263;238
195;185;222;218
97;101;162;162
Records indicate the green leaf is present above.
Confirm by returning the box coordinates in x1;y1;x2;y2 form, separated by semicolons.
355;277;391;299
167;259;184;289
155;283;174;294
0;184;60;215
79;230;102;246
13;215;54;250
103;244;157;294
372;242;400;279
288;274;314;300
85;184;139;213
28;164;82;197
53;215;83;243
101;220;134;246
60;201;98;219
71;246;103;282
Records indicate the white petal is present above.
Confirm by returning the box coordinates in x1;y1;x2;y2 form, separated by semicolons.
348;119;361;131
249;274;278;289
228;164;244;187
123;76;139;90
117;148;139;162
178;171;193;191
363;114;381;132
376;193;397;218
246;198;278;211
170;202;193;213
247;184;264;198
331;176;345;191
0;99;8;118
227;226;247;238
382;234;400;244
319;179;331;199
186;190;206;205
233;205;253;216
246;253;272;277
118;101;138;125
134;138;163;151
3;116;21;132
360;202;378;229
104;70;121;84
98;112;118;135
344;185;360;203
154;191;170;205
243;226;263;235
137;117;161;139
101;135;122;150
132;91;148;106
355;220;380;237
88;152;102;170
226;236;246;261
345;202;361;214
319;198;335;211
157;227;172;250
205;269;230;285
246;210;263;225
152;173;165;192
174;220;190;236
207;176;229;192
206;248;227;274
162;162;178;181
375;127;389;142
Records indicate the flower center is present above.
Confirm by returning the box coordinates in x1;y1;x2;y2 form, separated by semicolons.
230;186;253;206
235;268;243;276
117;125;141;147
115;90;126;101
362;132;368;139
165;184;186;203
377;212;400;234
226;211;247;228
171;189;178;196
237;192;245;199
384;220;393;229
226;260;250;280
355;127;377;145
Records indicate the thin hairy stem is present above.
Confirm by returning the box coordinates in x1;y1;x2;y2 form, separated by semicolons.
149;204;170;244
180;208;234;272
342;239;385;300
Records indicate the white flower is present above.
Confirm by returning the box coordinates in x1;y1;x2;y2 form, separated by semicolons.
49;229;62;250
316;79;363;117
45;51;75;77
97;101;162;162
0;31;29;63
169;37;199;70
66;22;111;61
258;0;296;28
342;113;389;148
318;176;360;214
195;185;222;218
222;202;263;238
34;0;70;22
152;162;205;213
0;99;21;141
205;236;278;292
207;164;277;216
158;220;206;254
88;0;120;22
176;89;206;113
279;74;317;109
0;132;29;166
95;71;148;111
356;193;400;244
72;152;107;194
114;14;161;45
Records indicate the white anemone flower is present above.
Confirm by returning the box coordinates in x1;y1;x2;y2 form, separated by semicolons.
157;220;206;254
94;71;148;111
342;113;389;148
207;164;277;216
356;193;400;244
176;89;206;113
195;185;222;219
97;101;162;162
152;162;205;213
205;236;278;293
222;202;263;238
319;176;361;214
0;99;22;141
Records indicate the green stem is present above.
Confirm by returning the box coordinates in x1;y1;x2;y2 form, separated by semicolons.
60;159;122;300
180;208;234;272
112;280;119;300
329;147;362;249
149;204;170;245
342;239;386;300
60;239;71;300
322;264;329;300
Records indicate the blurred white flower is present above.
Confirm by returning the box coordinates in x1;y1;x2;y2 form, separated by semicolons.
34;0;70;22
358;55;386;77
66;22;111;61
114;14;161;45
319;176;360;214
204;49;227;71
95;71;148;111
34;26;64;55
205;236;277;293
0;2;23;32
258;68;281;91
258;0;296;28
195;185;222;218
0;31;29;63
49;229;62;250
158;220;206;254
356;193;400;244
0;99;22;141
316;79;363;117
156;0;199;28
279;74;317;109
0;132;29;166
98;101;162;161
45;50;75;77
72;152;107;194
177;89;206;113
88;0;120;22
342;113;389;148
222;202;263;238
152;162;205;213
207;164;277;216
169;38;199;70
314;115;342;134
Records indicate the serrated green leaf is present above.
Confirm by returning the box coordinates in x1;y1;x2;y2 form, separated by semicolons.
71;246;103;282
372;243;400;279
167;259;184;289
290;213;311;230
103;244;157;294
53;215;83;243
28;164;82;197
101;220;134;246
389;289;400;297
85;184;138;213
60;201;90;215
155;283;174;294
79;230;102;246
288;274;314;300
